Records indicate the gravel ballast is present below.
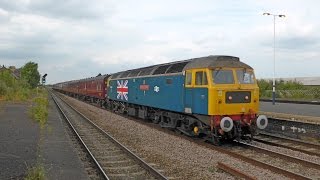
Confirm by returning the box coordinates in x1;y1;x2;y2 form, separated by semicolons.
60;94;290;180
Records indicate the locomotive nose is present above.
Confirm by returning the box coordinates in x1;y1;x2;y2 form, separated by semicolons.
257;115;268;129
220;117;234;132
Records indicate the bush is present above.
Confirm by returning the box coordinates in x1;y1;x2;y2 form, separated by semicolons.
0;81;7;96
257;79;320;100
0;68;33;101
29;89;49;128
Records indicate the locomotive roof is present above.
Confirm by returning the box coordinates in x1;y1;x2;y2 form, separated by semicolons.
183;55;253;70
110;55;253;79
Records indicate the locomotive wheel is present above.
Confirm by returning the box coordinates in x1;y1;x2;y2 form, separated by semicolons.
212;135;221;146
152;115;161;124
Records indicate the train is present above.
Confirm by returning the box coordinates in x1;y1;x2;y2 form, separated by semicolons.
53;55;268;145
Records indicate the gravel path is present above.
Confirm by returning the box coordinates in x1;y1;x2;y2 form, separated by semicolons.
60;94;289;180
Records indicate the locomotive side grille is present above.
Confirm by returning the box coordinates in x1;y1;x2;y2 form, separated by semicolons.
225;91;251;103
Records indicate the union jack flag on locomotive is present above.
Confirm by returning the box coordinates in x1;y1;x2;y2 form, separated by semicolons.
117;80;128;101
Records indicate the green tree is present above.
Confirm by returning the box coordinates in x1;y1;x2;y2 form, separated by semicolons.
21;62;40;88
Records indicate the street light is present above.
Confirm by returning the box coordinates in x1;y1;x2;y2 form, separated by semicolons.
263;12;285;105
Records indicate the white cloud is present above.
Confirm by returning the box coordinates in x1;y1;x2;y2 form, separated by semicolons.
0;0;320;83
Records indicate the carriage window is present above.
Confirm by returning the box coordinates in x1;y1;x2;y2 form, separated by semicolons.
186;72;192;85
212;69;234;84
195;71;208;85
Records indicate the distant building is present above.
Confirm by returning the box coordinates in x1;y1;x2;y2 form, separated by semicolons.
0;65;21;79
261;77;320;86
0;65;6;72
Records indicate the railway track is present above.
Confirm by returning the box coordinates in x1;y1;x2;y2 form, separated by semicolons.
254;133;320;157
51;92;168;180
217;162;257;180
229;140;320;179
54;90;319;179
192;140;312;180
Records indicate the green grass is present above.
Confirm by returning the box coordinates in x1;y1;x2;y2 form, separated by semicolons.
25;163;45;180
258;79;320;100
0;68;42;102
29;89;49;128
25;88;48;179
208;166;217;173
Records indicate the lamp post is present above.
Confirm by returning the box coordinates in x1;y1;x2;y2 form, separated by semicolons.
263;12;285;105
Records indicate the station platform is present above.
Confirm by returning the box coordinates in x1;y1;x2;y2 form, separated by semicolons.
0;103;39;179
41;96;89;180
0;99;89;179
259;101;320;124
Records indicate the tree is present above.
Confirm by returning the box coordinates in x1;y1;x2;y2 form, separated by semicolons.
21;62;40;88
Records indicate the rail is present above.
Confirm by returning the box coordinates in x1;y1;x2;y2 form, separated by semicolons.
51;91;168;180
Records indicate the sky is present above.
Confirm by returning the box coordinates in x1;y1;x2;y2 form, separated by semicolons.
0;0;319;84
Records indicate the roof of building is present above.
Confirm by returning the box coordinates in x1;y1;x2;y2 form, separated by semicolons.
0;65;21;79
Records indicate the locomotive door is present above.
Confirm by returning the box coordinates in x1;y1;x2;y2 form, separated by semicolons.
184;70;208;115
184;71;193;113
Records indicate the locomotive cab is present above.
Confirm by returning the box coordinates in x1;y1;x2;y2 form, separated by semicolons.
183;56;267;143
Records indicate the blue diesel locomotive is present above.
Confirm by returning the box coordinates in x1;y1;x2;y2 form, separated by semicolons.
55;55;268;144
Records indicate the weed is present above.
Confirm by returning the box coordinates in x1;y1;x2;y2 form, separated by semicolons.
208;166;216;173
25;163;45;180
29;88;49;128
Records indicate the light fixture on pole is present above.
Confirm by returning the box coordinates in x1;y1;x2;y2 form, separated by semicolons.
263;12;285;105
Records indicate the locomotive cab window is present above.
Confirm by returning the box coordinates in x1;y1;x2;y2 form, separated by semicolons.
236;69;255;84
212;69;234;84
185;72;192;86
195;71;208;86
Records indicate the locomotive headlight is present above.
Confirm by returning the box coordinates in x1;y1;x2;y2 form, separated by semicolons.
193;126;199;134
245;96;249;100
228;96;232;100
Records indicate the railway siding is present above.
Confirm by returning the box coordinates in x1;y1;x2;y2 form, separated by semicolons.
260;111;320;125
261;117;320;144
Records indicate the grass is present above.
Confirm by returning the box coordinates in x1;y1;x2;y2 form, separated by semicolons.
0;69;33;102
208;166;217;173
25;163;45;180
258;79;320;101
25;88;48;179
29;88;49;128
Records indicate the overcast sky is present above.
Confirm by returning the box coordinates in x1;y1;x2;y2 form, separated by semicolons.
0;0;319;84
